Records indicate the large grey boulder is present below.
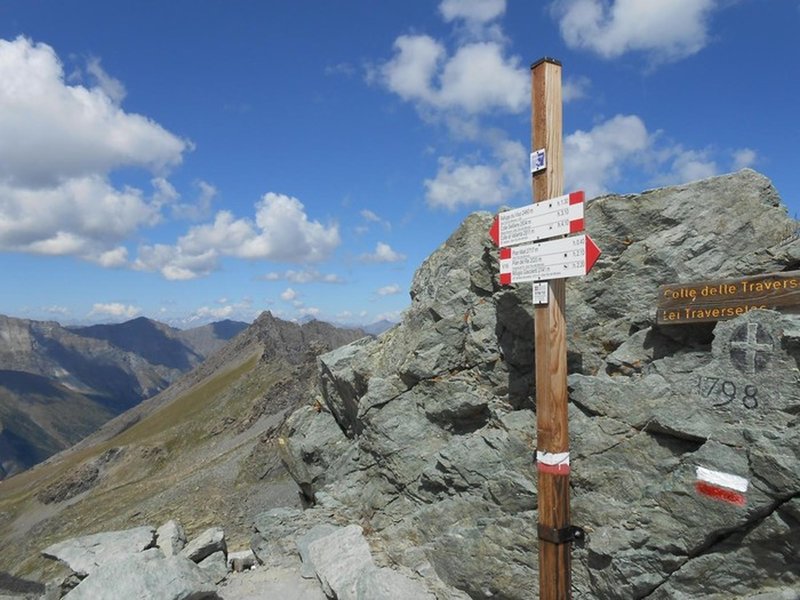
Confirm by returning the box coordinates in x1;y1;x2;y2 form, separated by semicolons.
62;548;218;600
299;524;446;600
567;309;800;599
181;527;226;563
250;506;338;568
567;168;800;374
296;524;339;579
41;526;156;577
157;519;187;556
279;170;800;599
354;567;437;600
307;525;373;600
197;551;228;585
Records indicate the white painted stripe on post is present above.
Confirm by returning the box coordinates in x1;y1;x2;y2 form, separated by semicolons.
695;466;749;492
536;451;570;466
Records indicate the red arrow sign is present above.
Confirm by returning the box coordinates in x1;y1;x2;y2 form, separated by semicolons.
499;234;601;285
489;191;584;247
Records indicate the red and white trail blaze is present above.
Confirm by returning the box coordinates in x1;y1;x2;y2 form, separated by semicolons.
694;466;749;506
536;451;570;475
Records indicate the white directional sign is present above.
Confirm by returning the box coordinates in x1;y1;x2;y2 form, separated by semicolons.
489;191;584;248
499;234;601;285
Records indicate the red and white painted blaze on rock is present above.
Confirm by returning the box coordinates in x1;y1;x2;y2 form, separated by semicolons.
536;451;570;475
489;191;585;248
694;466;749;507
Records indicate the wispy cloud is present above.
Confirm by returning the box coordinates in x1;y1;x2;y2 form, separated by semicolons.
89;302;140;319
732;148;757;170
261;268;344;284
359;242;406;263
376;283;402;296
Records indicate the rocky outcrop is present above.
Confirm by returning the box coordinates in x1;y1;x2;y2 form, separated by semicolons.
180;527;226;564
40;523;224;599
251;312;368;366
42;526;157;578
37;518;459;600
278;170;800;599
156;520;187;556
61;550;218;600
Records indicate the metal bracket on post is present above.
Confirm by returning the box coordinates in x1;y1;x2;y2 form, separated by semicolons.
537;524;586;546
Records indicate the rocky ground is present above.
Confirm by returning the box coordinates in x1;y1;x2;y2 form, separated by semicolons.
0;516;465;599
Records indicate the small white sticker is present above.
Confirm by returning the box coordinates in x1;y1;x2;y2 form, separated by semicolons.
530;149;546;174
533;282;549;304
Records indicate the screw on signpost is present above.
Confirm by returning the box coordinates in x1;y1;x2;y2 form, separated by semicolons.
531;57;573;600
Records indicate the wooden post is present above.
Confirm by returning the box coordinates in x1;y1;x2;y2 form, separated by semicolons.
531;57;572;599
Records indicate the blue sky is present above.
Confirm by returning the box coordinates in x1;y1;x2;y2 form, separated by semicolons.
1;0;798;327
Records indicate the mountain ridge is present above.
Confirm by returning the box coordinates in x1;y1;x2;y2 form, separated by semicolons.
0;310;368;584
0;314;249;478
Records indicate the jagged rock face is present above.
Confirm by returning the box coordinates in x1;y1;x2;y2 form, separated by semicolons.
280;170;800;599
568;168;800;375
251;312;368;365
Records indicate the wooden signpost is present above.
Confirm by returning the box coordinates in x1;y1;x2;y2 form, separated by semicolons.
657;271;800;324
490;57;601;600
530;56;573;600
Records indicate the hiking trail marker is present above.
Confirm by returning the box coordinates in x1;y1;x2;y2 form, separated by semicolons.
496;56;604;600
487;55;604;599
489;191;586;248
498;234;601;285
531;148;547;174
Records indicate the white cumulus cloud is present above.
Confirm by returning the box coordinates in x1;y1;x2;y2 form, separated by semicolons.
280;287;298;301
565;114;651;198
425;138;527;209
551;0;719;63
0;36;190;266
380;35;527;115
564;113;733;197
0;37;188;187
0;175;163;259
261;268;344;284
359;242;406;263
655;148;718;187
134;193;340;280
563;75;591;102
86;56;126;105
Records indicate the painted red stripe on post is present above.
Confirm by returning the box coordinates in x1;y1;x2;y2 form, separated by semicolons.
538;462;570;475
500;247;512;260
499;273;512;285
569;191;584;205
694;481;747;507
569;218;584;234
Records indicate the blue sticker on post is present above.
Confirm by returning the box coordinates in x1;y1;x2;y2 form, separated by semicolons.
531;149;546;174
